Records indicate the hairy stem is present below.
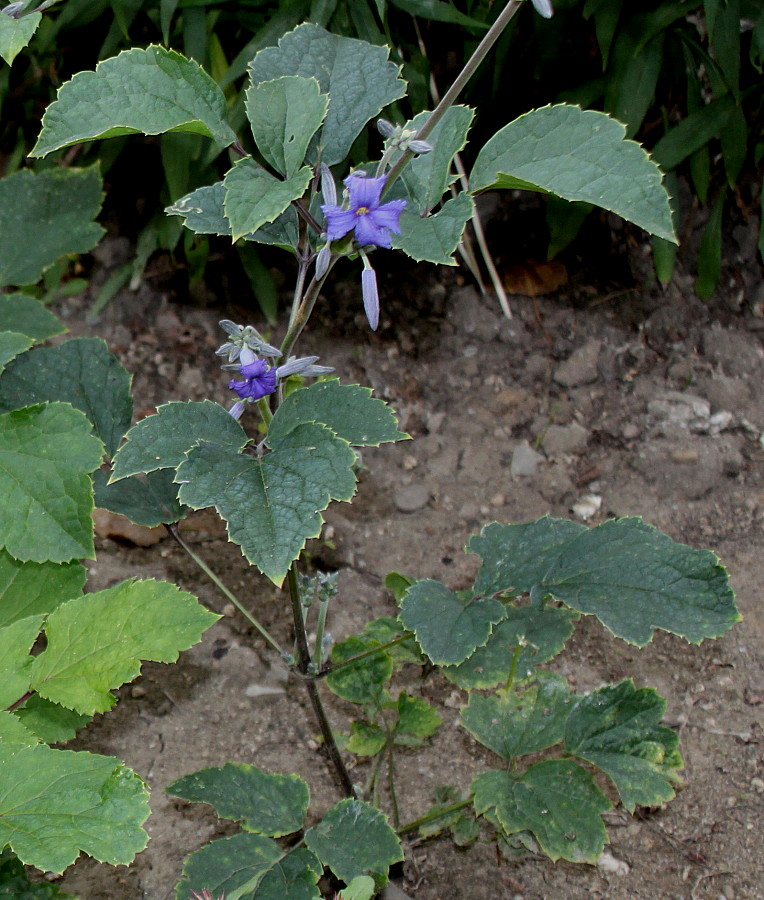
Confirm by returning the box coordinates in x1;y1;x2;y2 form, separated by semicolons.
397;797;473;835
279;255;338;362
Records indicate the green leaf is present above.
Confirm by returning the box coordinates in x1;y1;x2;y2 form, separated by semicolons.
360;616;422;665
443;605;578;690
400;105;474;212
346;722;387;756
175;833;282;900
0;709;38;749
0;294;66;343
0;850;78;898
166;182;300;251
32;45;236;158
0;549;85;628
224;159;312;243
468;517;739;645
0;403;103;562
565;680;682;812
0;337;132;458
607;31;664;138
254;848;322;900
247;23;406;166
388;0;487;28
93;468;188;527
167;763;309;837
0;744;149;873
304;798;403;882
651;93;737;171
337;875;376;900
383;573;415;603
0;333;33;375
268;380;407;448
176;425;356;586
472;761;611;864
0;168;104;288
695;190;726;301
470;104;676;242
0;10;41;65
111;400;248;481
392;193;473;265
394;691;441;745
0;615;42;707
13;696;92;745
460;673;572;759
325;635;393;706
247;76;329;178
28;579;218;714
450;814;480;847
399;579;506;665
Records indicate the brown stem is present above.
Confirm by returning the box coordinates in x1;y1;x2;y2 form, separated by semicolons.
7;690;34;713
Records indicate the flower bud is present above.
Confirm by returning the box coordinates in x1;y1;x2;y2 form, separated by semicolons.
408;139;433;155
376;118;397;138
320;163;337;207
315;242;332;280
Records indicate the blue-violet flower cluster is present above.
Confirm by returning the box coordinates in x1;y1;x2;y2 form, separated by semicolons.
321;173;406;249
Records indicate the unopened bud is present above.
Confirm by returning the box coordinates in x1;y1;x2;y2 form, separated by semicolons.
2;2;28;17
376;118;396;138
315;242;332;280
531;0;554;18
408;139;433;155
320;163;337;207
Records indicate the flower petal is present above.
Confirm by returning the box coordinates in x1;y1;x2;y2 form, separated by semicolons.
361;267;380;330
346;173;385;210
322;205;357;240
370;199;407;234
354;214;392;248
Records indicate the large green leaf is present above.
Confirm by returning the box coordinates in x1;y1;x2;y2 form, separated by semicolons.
28;579;218;714
110;400;247;481
461;673;572;759
0;744;149;873
468;517;739;645
0;615;42;707
0;338;132;458
247;24;406;166
470;104;675;242
254;848;322;900
443;605;578;690
0;550;85;627
0;403;103;562
304;799;403;882
246;76;329;178
267;380;407;448
167;763;309;837
0;10;41;65
325;635;393;706
32;45;236;157
176;424;356;586
565;680;683;811
392;194;474;265
175;833;282;900
223;158;312;242
0;168;104;287
0;332;33;374
472;761;611;864
93;469;188;527
13;695;92;745
399;579;506;665
0;294;66;343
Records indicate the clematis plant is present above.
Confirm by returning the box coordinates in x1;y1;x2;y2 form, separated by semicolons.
5;1;740;897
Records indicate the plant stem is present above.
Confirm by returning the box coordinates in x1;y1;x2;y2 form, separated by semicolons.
279;256;338;362
504;643;522;692
313;597;330;667
6;690;34;713
316;634;415;678
383;0;524;194
165;523;286;658
387;738;400;829
397;797;473;835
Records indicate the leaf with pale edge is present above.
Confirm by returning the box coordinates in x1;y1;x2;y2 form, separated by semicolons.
443;605;578;690
28;579;218;714
110;400;247;481
304;798;403;882
0;742;149;873
325;635;393;706
13;695;92;744
0;403;103;562
32;45;236;157
175;833;282;900
94;468;188;527
0;167;104;287
461;673;572;759
346;722;387;756
0;549;85;627
267;380;407;448
0;614;42;707
0;293;66;342
167;763;309;836
247;23;406;165
469;517;738;645
399;579;506;665
361;616;423;665
395;691;441;746
251;848;322;900
470;104;675;242
565;680;682;811
472;761;611;864
392;194;473;265
0;11;41;65
0;332;32;374
176;424;355;586
223;158;311;242
0;337;132;458
246;76;328;178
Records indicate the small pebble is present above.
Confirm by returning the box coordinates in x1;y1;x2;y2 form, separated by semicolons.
671;448;700;463
394;484;431;513
130;685;146;699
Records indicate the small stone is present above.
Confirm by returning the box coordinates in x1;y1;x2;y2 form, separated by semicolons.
622;422;641;440
572;494;602;520
402;454;418;470
459;501;480;519
647;391;711;425
554;340;601;387
490;492;505;507
671;448;700;463
394;483;431;513
444;690;463;709
245;683;286;699
222;603;236;617
131;685;146;699
751;777;764;793
542;422;590;456
596;851;630;876
511;441;544;477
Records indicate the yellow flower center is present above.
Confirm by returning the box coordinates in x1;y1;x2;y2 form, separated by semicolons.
356;206;370;215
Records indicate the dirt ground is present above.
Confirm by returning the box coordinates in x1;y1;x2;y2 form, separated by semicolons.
46;230;763;900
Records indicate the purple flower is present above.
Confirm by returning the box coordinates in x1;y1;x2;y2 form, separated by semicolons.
321;174;406;249
228;358;278;401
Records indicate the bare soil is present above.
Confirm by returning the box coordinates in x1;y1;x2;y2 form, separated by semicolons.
48;241;763;900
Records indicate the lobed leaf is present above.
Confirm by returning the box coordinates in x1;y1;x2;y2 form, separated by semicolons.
0;549;85;628
32;45;236;157
325;635;393;706
93;468;188;527
346;722;387;756
0;10;41;65
253;848;322;900
167;763;309;837
395;691;441;745
470;104;676;242
392;193;474;265
175;832;282;900
13;695;92;745
0;293;66;343
0;614;43;707
0;403;103;562
0;332;33;374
